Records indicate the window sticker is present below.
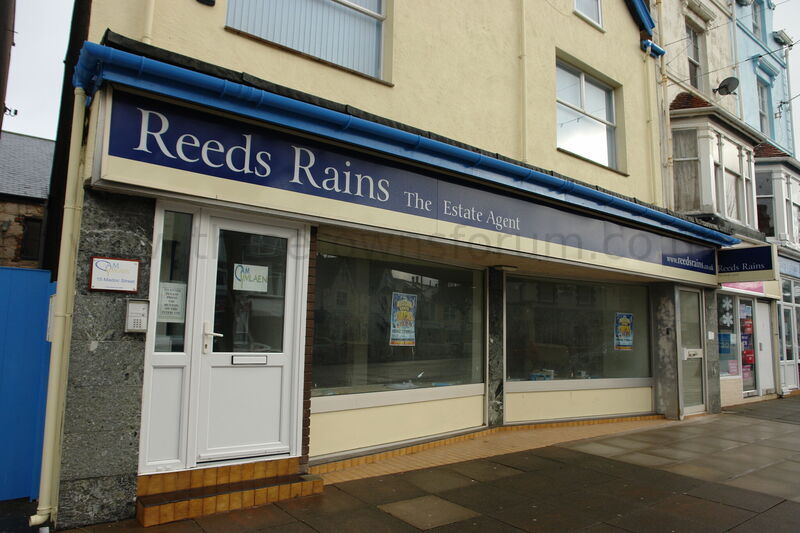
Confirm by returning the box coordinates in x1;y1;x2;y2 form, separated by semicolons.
614;312;634;351
390;292;417;346
232;263;269;293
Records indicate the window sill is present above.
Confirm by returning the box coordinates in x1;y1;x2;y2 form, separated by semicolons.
506;377;652;393
310;383;485;413
224;26;394;87
557;148;628;177
573;10;606;33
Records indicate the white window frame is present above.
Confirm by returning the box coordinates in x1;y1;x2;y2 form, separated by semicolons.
686;23;704;90
757;79;772;135
225;0;387;79
555;62;617;169
574;0;603;27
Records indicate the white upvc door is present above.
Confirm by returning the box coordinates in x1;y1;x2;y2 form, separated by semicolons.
140;205;308;473
755;301;775;396
678;288;706;417
193;217;301;462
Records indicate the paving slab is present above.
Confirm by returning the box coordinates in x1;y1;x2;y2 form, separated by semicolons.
378;495;479;530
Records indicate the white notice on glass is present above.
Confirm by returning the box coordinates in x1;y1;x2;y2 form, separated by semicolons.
233;264;270;293
157;282;187;323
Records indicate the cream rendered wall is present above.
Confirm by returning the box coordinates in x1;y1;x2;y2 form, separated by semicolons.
505;387;653;422
309;395;484;457
87;0;663;206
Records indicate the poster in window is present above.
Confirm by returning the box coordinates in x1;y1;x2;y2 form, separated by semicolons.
390;292;417;346
614;312;634;351
157;282;187;323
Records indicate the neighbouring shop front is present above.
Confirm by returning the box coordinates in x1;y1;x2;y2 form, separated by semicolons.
49;40;744;528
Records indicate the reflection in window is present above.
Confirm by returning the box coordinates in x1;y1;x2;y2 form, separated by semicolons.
312;243;484;395
213;230;287;353
226;0;384;78
575;0;601;25
556;63;616;168
155;211;193;352
506;277;650;381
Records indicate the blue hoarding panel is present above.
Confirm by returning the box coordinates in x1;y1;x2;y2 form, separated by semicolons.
0;268;53;501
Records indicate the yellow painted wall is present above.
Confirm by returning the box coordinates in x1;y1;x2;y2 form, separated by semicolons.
88;0;663;205
309;395;484;457
505;387;653;422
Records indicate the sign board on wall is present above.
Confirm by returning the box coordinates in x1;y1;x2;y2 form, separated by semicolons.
717;245;777;283
90;256;139;292
103;91;719;280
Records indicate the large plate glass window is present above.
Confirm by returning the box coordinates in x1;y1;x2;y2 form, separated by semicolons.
505;277;650;381
556;62;616;168
226;0;385;78
312;242;484;395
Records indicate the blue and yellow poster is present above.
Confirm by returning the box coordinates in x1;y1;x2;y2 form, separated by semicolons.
614;313;634;351
390;292;417;346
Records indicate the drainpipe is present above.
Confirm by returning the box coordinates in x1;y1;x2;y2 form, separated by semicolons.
143;0;155;44
29;87;87;528
656;0;673;209
519;0;528;162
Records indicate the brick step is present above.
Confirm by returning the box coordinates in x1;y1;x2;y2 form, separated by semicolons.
136;473;324;527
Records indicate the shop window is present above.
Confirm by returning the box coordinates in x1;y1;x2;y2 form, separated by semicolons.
19;217;42;261
757;80;771;135
312;242;484;395
556;62;617;168
673;129;701;211
154;211;193;352
226;0;385;79
575;0;601;26
505;277;650;381
756;172;775;237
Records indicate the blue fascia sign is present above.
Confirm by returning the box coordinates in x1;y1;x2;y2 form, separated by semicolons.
107;91;717;275
718;245;777;283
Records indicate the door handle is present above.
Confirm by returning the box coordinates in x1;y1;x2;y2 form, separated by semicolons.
203;321;223;354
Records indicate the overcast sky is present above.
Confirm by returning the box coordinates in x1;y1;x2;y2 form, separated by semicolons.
2;0;800;147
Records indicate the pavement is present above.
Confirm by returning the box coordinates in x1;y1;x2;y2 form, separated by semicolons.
8;397;800;532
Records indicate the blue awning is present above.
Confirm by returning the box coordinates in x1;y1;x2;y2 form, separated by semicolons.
72;41;738;247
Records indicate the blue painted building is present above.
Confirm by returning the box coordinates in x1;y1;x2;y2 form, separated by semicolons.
734;0;794;155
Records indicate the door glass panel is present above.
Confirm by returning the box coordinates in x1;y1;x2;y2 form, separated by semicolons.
155;211;193;352
679;290;704;409
680;291;702;348
213;229;288;353
784;308;794;361
740;299;756;391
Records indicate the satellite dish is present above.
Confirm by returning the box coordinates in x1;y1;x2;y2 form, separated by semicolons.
713;77;740;96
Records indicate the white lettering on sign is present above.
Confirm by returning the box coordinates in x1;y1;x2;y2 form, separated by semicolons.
233;264;270;293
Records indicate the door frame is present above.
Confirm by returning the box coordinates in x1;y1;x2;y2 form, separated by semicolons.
138;200;309;474
675;287;707;418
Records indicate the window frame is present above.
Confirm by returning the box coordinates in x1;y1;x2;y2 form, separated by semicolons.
19;216;43;261
686;23;704;90
757;79;772;136
225;0;388;81
574;0;603;27
672;128;702;212
555;61;618;169
752;0;764;41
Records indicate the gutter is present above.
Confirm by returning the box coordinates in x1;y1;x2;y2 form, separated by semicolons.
71;41;739;247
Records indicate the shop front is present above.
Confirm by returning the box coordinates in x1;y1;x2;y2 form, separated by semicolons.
779;255;800;392
49;41;742;527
